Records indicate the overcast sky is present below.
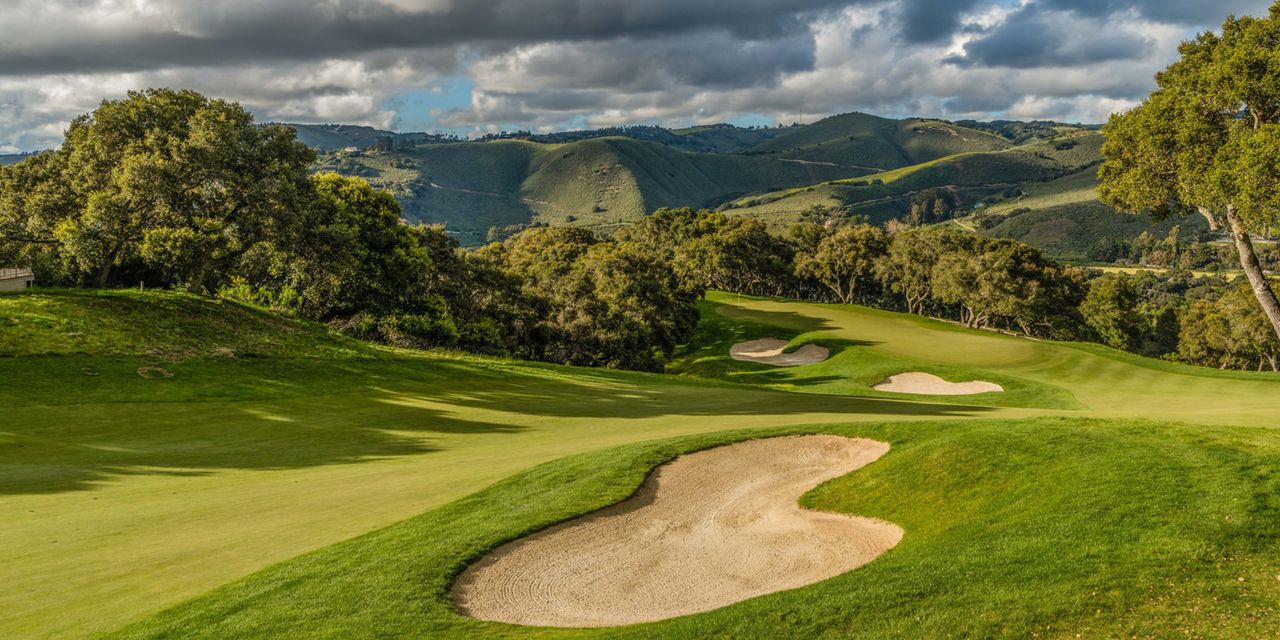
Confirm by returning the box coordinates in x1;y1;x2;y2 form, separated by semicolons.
0;0;1271;152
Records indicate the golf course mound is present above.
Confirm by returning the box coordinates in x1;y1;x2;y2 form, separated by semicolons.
873;372;1003;395
451;435;902;627
729;338;830;366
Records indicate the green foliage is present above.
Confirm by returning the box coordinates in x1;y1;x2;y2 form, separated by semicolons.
794;223;887;304
1080;275;1146;351
0;89;316;292
1099;4;1280;337
496;226;700;371
1180;281;1280;371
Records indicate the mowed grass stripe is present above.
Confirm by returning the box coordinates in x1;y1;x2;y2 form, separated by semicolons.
4;289;1279;637
108;418;1280;639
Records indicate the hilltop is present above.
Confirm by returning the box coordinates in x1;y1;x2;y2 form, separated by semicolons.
316;136;871;243
303;114;1095;245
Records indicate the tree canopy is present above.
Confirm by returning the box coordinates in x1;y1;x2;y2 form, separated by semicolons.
1099;3;1280;338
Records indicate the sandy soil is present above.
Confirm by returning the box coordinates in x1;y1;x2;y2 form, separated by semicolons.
729;338;830;366
873;372;1003;395
451;435;902;627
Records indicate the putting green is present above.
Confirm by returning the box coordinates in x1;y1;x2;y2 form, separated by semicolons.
3;290;1279;638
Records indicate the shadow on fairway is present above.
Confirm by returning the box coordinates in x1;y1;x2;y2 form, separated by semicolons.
0;355;994;496
712;303;840;335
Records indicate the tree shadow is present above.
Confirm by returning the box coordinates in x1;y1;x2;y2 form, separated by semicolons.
0;355;993;497
711;303;840;334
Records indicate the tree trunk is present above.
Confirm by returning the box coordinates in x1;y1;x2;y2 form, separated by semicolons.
1197;206;1221;232
95;261;112;289
1226;205;1280;341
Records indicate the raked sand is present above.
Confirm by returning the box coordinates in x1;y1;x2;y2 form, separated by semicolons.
873;372;1003;395
730;338;829;366
451;435;901;627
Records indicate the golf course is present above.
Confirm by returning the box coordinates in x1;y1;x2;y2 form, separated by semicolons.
3;288;1279;638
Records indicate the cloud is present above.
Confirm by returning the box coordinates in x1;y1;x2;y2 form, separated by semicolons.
949;6;1155;68
0;0;1274;151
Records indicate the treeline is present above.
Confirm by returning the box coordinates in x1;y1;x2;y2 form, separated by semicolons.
0;90;699;372
624;207;1278;371
622;208;1083;339
2;89;1273;373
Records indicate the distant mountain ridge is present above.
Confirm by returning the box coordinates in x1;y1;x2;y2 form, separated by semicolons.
293;113;1117;249
6;113;1135;257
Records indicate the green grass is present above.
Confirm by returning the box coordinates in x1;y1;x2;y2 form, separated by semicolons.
106;418;1280;639
6;288;1280;638
327;137;867;244
0;289;365;359
726;132;1105;228
748;113;1013;169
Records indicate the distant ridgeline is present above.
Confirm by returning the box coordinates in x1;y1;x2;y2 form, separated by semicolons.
4;114;1164;258
0;151;38;166
288;113;1167;257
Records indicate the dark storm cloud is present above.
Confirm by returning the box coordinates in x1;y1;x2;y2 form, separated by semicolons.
0;0;851;76
1038;0;1269;25
1;0;1278;152
949;5;1152;69
897;0;983;43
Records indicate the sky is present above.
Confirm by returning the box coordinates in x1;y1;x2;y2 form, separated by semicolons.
0;0;1272;152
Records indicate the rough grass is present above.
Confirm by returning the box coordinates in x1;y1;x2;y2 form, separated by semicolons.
7;289;1280;638
0;289;365;359
108;418;1280;639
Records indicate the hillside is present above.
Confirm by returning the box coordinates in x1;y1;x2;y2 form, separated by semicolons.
288;113;1132;247
0;289;365;359
747;112;1013;169
284;123;454;151
723;130;1104;229
0;152;33;165
966;167;1207;261
319;137;870;244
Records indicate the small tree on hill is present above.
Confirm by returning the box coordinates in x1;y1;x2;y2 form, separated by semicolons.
1099;4;1280;340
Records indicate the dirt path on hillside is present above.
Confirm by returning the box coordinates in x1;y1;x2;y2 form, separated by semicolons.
451;435;902;627
730;338;830;366
874;372;1003;395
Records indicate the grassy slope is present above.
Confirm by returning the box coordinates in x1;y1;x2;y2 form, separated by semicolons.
7;289;1280;638
0;290;1013;639
108;418;1280;640
328;138;867;244
725;132;1104;230
749;113;1012;169
970;167;1206;261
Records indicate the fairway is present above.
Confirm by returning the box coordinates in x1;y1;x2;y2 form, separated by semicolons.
4;290;1280;638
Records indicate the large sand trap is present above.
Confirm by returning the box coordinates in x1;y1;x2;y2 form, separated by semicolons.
729;338;830;366
873;372;1003;395
452;435;902;627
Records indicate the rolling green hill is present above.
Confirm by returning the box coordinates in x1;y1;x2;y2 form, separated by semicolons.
723;131;1105;229
965;167;1208;261
294;114;1136;248
747;112;1013;169
319;137;871;244
7;289;1280;638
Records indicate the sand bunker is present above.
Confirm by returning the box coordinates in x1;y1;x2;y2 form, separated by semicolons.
452;435;902;627
729;338;829;366
873;372;1002;395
